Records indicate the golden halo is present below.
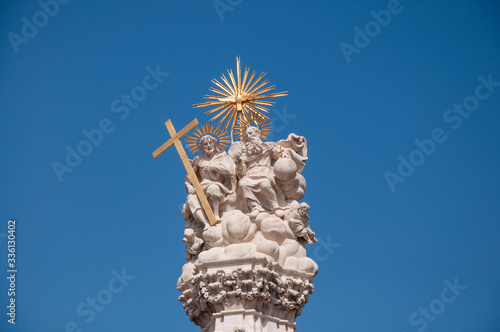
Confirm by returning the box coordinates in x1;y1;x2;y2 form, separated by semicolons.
185;123;231;155
193;56;287;133
235;114;272;143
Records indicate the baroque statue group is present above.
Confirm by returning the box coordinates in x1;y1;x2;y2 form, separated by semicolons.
154;57;319;331
180;124;318;273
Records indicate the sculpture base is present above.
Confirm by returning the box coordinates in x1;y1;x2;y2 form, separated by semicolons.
204;308;295;332
178;258;315;332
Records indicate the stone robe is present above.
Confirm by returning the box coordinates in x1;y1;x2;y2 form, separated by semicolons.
237;134;307;213
185;150;235;215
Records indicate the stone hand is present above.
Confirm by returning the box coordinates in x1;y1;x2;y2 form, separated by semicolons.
204;165;217;173
233;153;242;165
294;135;305;144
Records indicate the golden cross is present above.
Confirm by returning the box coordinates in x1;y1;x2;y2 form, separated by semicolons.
278;146;285;158
152;118;218;226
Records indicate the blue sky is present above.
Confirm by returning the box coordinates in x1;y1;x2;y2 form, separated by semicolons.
1;0;500;331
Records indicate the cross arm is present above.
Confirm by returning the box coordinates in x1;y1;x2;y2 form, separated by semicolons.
152;118;199;159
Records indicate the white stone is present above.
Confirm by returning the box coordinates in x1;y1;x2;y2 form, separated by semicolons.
177;127;319;331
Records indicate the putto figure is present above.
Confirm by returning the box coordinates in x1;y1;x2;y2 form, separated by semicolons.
287;201;318;245
183;228;204;261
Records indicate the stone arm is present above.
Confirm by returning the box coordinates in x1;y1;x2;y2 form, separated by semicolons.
270;144;282;163
276;134;308;173
233;152;247;176
185;160;200;195
204;153;235;176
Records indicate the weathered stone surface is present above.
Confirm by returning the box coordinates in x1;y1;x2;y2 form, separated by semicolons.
178;127;319;331
178;258;315;332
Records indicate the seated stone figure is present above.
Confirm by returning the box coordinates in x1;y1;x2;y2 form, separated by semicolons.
184;135;236;230
234;126;285;217
233;126;308;218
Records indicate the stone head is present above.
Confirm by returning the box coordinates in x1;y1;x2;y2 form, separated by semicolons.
298;202;310;216
199;135;218;157
184;228;195;241
245;126;261;142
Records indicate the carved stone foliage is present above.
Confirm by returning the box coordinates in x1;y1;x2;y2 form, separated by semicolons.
178;259;315;329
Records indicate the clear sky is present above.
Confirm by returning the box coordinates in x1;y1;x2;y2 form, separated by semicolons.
1;0;500;331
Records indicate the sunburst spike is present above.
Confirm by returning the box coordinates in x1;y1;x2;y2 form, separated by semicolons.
236;56;241;92
240;108;250;123
212;79;233;96
193;100;223;108
247;104;269;117
249;103;270;114
245;73;266;94
228;110;239;133
251;85;275;96
252;100;275;106
221;74;235;94
184;121;231;155
243;70;257;92
248;79;271;95
209;105;233;122
253;91;288;100
194;58;286;133
203;104;228;116
209;87;231;97
228;68;238;94
241;65;249;92
202;96;228;102
217;107;237;130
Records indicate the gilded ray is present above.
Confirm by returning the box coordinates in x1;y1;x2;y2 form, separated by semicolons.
185;123;231;155
235;113;272;143
193;57;287;133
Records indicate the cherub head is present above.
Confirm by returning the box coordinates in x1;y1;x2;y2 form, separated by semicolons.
298;202;310;217
183;228;195;243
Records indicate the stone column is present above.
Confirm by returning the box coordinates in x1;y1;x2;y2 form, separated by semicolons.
178;258;315;332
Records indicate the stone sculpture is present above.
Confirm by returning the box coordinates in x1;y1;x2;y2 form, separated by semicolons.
153;57;319;332
183;228;204;261
287;201;317;245
183;134;236;231
177;123;318;331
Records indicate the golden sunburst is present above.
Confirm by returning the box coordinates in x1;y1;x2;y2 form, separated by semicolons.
185;123;231;155
193;56;287;133
234;113;272;143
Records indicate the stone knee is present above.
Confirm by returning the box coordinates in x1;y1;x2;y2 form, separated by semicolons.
206;184;222;200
